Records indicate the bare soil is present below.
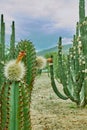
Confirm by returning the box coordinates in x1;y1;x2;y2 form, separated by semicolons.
31;73;87;130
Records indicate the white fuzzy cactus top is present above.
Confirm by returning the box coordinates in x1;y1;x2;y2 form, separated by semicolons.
4;51;26;81
36;56;47;69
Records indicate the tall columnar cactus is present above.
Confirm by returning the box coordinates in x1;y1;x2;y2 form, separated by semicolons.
79;0;85;24
79;0;87;106
0;51;32;130
0;15;16;88
0;14;5;88
0;14;5;61
10;21;15;59
15;40;36;100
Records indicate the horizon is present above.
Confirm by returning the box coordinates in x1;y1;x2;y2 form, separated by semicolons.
37;42;72;52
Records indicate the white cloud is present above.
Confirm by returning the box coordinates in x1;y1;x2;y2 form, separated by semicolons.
0;0;87;44
0;0;79;22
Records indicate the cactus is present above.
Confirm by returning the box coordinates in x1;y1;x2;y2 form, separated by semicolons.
49;0;87;107
0;14;5;62
49;33;87;107
0;14;5;88
15;40;36;103
0;15;16;88
79;0;85;24
0;16;37;129
0;16;37;130
9;21;15;59
49;31;87;106
49;57;68;100
0;51;32;130
16;40;36;85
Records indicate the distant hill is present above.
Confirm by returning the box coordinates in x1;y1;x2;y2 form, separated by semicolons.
37;44;72;56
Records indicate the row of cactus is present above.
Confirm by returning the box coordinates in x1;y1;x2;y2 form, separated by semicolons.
0;14;39;129
49;0;87;107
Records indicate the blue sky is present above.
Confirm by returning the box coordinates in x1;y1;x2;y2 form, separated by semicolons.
0;0;87;51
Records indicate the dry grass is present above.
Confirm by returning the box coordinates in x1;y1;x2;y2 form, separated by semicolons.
31;73;87;130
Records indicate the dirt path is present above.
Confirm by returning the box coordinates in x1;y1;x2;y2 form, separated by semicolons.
31;73;87;130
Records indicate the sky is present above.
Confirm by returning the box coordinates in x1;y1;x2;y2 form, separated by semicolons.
0;0;87;51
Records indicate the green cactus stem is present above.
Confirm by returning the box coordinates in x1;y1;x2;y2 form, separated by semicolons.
15;40;36;87
10;21;15;59
0;14;5;88
0;51;32;130
49;34;85;106
49;62;68;100
0;14;5;61
0;81;31;130
79;0;85;24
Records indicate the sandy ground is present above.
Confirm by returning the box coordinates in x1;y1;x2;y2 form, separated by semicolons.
31;73;87;130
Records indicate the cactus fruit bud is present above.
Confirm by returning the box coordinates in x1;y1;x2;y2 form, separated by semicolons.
47;58;53;63
16;51;26;63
